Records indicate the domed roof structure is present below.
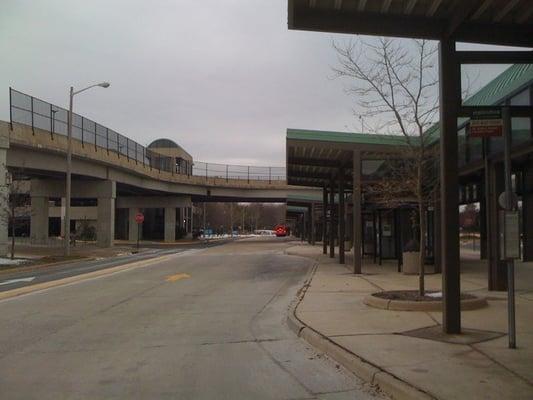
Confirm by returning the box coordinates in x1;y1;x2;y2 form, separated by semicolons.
148;138;180;149
147;138;193;162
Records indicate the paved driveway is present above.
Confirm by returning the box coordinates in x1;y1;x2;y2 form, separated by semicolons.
0;238;384;399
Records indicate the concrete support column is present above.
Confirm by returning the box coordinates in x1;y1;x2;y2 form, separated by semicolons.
339;169;345;264
353;150;362;274
30;196;49;244
60;198;66;237
190;207;194;235
323;186;328;254
187;207;193;238
329;177;335;259
96;181;116;247
522;161;533;261
164;207;176;242
439;38;461;333
128;207;140;242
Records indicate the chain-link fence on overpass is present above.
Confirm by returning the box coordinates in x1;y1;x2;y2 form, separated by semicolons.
9;88;286;183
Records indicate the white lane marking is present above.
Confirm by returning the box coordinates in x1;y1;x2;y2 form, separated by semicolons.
0;277;36;286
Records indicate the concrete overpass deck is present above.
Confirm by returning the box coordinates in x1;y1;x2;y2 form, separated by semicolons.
0;120;319;251
4;121;317;201
0;90;319;253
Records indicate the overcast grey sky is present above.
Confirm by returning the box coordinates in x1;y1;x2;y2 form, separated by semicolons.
0;1;513;166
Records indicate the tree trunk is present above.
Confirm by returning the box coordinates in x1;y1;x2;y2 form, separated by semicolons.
10;207;15;260
418;202;426;296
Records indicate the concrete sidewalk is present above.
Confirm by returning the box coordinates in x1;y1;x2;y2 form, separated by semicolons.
286;244;533;400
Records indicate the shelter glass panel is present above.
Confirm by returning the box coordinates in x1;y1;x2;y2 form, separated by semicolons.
380;211;396;259
362;213;375;257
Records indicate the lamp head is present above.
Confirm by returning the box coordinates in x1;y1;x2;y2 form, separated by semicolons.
99;82;111;88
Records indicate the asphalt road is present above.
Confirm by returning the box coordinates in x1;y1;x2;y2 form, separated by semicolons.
0;241;227;293
0;238;384;399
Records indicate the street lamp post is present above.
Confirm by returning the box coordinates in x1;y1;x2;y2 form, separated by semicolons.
65;82;110;256
51;108;58;134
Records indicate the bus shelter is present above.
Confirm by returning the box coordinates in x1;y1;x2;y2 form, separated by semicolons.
287;0;533;334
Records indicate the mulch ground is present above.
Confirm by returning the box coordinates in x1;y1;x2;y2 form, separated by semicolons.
373;290;476;302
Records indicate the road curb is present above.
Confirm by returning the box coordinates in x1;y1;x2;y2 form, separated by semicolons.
364;293;488;312
286;253;437;400
0;257;94;277
0;253;178;302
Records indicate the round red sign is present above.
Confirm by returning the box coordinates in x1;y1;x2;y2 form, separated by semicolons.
135;213;144;224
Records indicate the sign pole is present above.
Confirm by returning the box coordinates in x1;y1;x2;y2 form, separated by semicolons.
134;212;144;252
502;106;516;349
137;223;140;251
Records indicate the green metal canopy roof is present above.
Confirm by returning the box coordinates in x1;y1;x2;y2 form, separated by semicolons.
464;64;533;106
286;63;533;189
287;128;410;146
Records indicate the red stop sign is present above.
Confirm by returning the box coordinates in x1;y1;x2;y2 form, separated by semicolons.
135;213;144;224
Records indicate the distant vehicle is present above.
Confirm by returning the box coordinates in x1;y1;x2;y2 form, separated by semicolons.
254;229;275;236
274;224;289;237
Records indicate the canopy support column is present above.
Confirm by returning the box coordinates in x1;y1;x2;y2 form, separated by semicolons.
310;202;316;246
339;168;345;264
353;150;362;274
329;176;335;258
439;37;461;334
323;186;328;254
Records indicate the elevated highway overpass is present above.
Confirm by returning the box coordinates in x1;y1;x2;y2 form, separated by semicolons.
0;90;319;253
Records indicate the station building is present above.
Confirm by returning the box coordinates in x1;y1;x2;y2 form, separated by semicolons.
287;63;533;291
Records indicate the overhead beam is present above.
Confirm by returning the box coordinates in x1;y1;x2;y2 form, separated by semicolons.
454;21;533;47
459;105;533;118
456;50;533;64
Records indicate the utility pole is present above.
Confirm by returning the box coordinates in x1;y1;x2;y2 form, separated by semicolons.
64;81;110;256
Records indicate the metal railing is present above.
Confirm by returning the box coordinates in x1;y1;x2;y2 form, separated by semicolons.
9;88;286;183
192;161;285;183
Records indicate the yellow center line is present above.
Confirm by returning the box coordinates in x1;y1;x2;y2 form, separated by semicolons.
165;273;191;282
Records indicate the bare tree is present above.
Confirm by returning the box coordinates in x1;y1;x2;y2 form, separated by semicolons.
333;38;441;296
2;172;30;260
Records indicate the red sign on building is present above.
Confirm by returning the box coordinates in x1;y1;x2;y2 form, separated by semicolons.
470;109;503;138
